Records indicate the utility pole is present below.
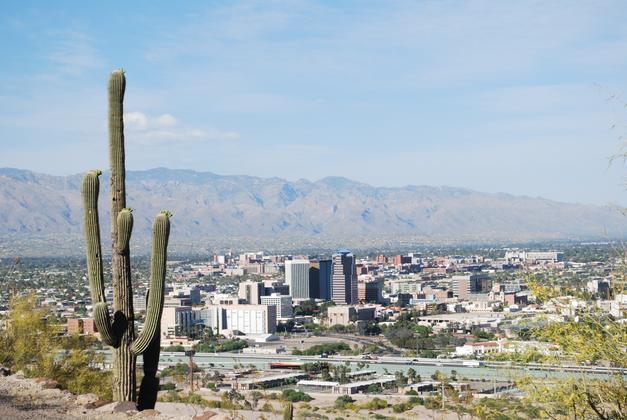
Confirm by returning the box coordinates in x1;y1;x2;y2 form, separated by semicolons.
441;379;445;420
185;349;196;393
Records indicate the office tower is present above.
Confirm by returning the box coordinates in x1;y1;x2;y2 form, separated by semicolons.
331;249;357;305
309;262;320;299
308;259;332;300
318;259;332;300
220;304;277;334
238;280;264;304
358;278;384;303
161;306;194;337
260;293;293;319
285;259;310;299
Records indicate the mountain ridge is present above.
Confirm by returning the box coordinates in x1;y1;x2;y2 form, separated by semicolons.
1;167;625;255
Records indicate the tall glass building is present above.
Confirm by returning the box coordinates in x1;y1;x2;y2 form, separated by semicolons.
331;249;357;305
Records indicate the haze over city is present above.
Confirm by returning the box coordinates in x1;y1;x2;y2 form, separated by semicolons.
2;1;627;206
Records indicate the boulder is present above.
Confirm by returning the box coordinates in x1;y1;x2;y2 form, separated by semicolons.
40;379;60;389
84;399;110;409
111;400;138;413
75;393;99;406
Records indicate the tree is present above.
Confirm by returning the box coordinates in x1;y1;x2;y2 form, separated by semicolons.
0;294;57;376
395;370;408;387
407;367;417;383
516;309;627;419
0;295;112;400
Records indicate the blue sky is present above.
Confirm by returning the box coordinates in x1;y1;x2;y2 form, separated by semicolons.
2;1;627;205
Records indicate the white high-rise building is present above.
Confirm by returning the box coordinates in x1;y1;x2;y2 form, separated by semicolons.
285;259;310;299
238;280;264;304
260;293;293;319
220;304;276;334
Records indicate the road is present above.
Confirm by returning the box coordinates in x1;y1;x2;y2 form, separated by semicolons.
103;350;625;382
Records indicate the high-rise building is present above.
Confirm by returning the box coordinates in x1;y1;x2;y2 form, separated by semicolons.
161;306;194;337
358;278;384;303
220;304;277;334
238;280;264;304
309;262;320;299
309;259;332;300
260;293;293;319
319;259;332;300
331;250;357;305
285;259;310;299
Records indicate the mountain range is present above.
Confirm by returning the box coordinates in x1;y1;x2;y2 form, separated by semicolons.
0;167;625;255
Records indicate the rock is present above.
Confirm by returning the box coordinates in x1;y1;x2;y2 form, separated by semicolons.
40;379;60;389
136;409;161;417
84;399;110;409
75;393;99;406
112;400;138;413
192;411;217;420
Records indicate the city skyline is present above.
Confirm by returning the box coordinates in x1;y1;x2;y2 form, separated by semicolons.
2;1;627;205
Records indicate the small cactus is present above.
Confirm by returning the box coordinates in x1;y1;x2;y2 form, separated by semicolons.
82;69;171;407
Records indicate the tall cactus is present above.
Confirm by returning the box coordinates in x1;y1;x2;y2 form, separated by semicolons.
81;69;171;406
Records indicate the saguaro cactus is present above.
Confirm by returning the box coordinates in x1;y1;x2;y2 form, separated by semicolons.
81;69;171;406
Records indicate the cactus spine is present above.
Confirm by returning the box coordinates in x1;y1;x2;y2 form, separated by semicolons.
82;69;171;406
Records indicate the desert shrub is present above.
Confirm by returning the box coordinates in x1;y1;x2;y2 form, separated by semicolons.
282;389;313;402
334;395;355;409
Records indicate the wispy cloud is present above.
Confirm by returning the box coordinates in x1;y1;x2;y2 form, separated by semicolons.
124;111;239;144
46;30;102;76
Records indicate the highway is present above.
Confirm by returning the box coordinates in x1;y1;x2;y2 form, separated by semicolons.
102;351;625;382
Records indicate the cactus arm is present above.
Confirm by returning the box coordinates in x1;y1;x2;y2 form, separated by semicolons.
94;302;120;347
81;170;106;304
117;209;133;253
131;212;170;355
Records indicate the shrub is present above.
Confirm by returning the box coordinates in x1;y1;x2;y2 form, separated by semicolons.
360;397;388;410
187;393;208;405
299;343;350;356
260;401;274;412
392;402;412;413
408;396;424;405
282;389;313;402
366;383;383;393
163;345;185;352
335;395;355;409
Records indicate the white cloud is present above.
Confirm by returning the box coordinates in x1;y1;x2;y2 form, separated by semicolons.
124;111;149;129
155;113;178;127
123;111;238;144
